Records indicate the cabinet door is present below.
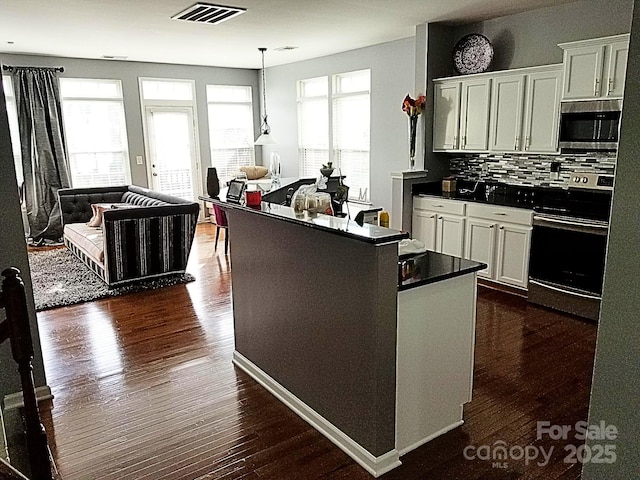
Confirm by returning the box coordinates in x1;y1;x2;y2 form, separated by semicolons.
436;214;465;257
488;75;525;152
562;45;605;99
522;69;562;153
605;41;628;98
459;78;491;151
464;218;496;279
412;210;437;251
495;223;531;288
433;82;461;151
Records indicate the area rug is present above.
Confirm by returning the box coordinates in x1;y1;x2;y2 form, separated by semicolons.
29;247;195;311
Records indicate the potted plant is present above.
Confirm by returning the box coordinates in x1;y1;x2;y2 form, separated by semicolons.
320;162;334;177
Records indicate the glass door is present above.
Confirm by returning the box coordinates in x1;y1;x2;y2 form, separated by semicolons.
144;106;199;201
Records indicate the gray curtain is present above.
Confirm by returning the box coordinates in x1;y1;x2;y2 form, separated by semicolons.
12;67;71;243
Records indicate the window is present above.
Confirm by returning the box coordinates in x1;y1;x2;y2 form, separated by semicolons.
333;70;370;202
2;75;23;187
206;85;255;181
297;70;370;202
297;77;329;179
60;78;130;187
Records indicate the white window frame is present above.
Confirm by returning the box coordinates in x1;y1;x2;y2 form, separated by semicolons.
206;84;256;182
297;70;371;203
59;77;132;188
2;75;24;187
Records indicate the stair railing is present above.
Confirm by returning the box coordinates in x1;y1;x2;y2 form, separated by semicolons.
0;267;53;480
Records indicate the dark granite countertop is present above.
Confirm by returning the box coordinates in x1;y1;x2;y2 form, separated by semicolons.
201;195;409;245
398;251;486;291
412;180;612;220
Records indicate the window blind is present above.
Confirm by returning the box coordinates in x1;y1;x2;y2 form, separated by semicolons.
207;85;255;181
60;78;130;188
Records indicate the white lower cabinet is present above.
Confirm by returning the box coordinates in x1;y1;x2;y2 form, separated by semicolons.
436;214;465;257
465;218;496;279
465;203;533;289
413;196;533;289
412;197;465;258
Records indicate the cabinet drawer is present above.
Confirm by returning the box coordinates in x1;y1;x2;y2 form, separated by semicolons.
466;203;533;226
413;196;466;216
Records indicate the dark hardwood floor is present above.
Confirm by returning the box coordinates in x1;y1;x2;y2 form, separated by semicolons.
35;223;597;479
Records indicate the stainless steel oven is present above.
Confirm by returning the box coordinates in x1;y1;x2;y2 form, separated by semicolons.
528;174;613;321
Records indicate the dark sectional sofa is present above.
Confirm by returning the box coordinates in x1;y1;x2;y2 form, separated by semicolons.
58;185;200;287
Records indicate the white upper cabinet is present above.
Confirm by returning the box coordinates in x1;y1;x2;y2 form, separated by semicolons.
433;77;490;152
559;34;630;100
488;66;562;154
488;74;526;152
432;82;461;150
522;68;563;153
434;65;561;154
459;78;491;151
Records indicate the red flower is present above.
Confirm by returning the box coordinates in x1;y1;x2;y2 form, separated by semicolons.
402;94;426;117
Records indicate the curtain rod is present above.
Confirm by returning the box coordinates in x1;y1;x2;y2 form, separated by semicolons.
2;65;64;73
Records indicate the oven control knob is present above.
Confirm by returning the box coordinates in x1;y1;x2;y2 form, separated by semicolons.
573;177;580;183
582;177;589;183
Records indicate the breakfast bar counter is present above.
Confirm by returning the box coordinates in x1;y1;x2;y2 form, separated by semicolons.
208;196;484;477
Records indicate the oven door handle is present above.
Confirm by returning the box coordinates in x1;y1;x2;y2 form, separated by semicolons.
533;215;609;234
529;279;602;300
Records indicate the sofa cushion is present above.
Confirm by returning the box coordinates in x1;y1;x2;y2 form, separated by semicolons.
239;165;269;180
64;224;104;265
122;191;169;207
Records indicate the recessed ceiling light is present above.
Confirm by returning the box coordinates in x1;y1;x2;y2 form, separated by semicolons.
172;2;246;25
7;41;14;44
274;46;298;52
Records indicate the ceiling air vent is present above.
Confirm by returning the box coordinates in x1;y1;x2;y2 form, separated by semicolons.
171;2;246;25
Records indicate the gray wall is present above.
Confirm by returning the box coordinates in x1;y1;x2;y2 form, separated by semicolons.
452;0;633;72
229;208;399;456
263;38;415;213
583;1;640;477
0;81;47;402
0;53;260;193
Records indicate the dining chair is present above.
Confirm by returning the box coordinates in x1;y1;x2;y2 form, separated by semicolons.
211;203;229;255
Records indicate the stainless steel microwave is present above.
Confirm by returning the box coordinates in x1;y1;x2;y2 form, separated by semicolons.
559;99;622;152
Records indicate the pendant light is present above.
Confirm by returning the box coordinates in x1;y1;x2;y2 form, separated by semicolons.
254;47;277;145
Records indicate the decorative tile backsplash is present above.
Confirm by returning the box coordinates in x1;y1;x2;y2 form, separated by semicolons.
449;153;616;187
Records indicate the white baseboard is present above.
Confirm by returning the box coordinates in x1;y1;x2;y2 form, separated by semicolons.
232;351;402;477
4;385;54;411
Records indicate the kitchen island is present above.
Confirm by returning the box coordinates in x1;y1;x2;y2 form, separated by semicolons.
208;197;484;477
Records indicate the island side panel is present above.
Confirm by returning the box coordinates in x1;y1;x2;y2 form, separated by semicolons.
227;208;398;457
396;273;477;454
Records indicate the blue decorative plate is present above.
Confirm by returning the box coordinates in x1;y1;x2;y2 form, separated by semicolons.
453;34;494;74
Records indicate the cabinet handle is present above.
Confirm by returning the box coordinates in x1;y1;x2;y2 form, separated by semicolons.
493;212;507;216
515;136;520;151
608;78;614;96
453;135;458;148
525;136;531;150
594;79;600;96
462;136;467;148
432;204;444;208
438;216;443;220
430;214;436;219
489;225;495;229
499;226;504;230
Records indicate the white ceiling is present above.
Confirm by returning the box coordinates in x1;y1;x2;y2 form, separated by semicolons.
0;0;579;69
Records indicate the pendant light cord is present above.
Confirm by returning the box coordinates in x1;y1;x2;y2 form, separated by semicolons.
259;47;270;134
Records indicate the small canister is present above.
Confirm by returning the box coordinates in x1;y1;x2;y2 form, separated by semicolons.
442;176;457;193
